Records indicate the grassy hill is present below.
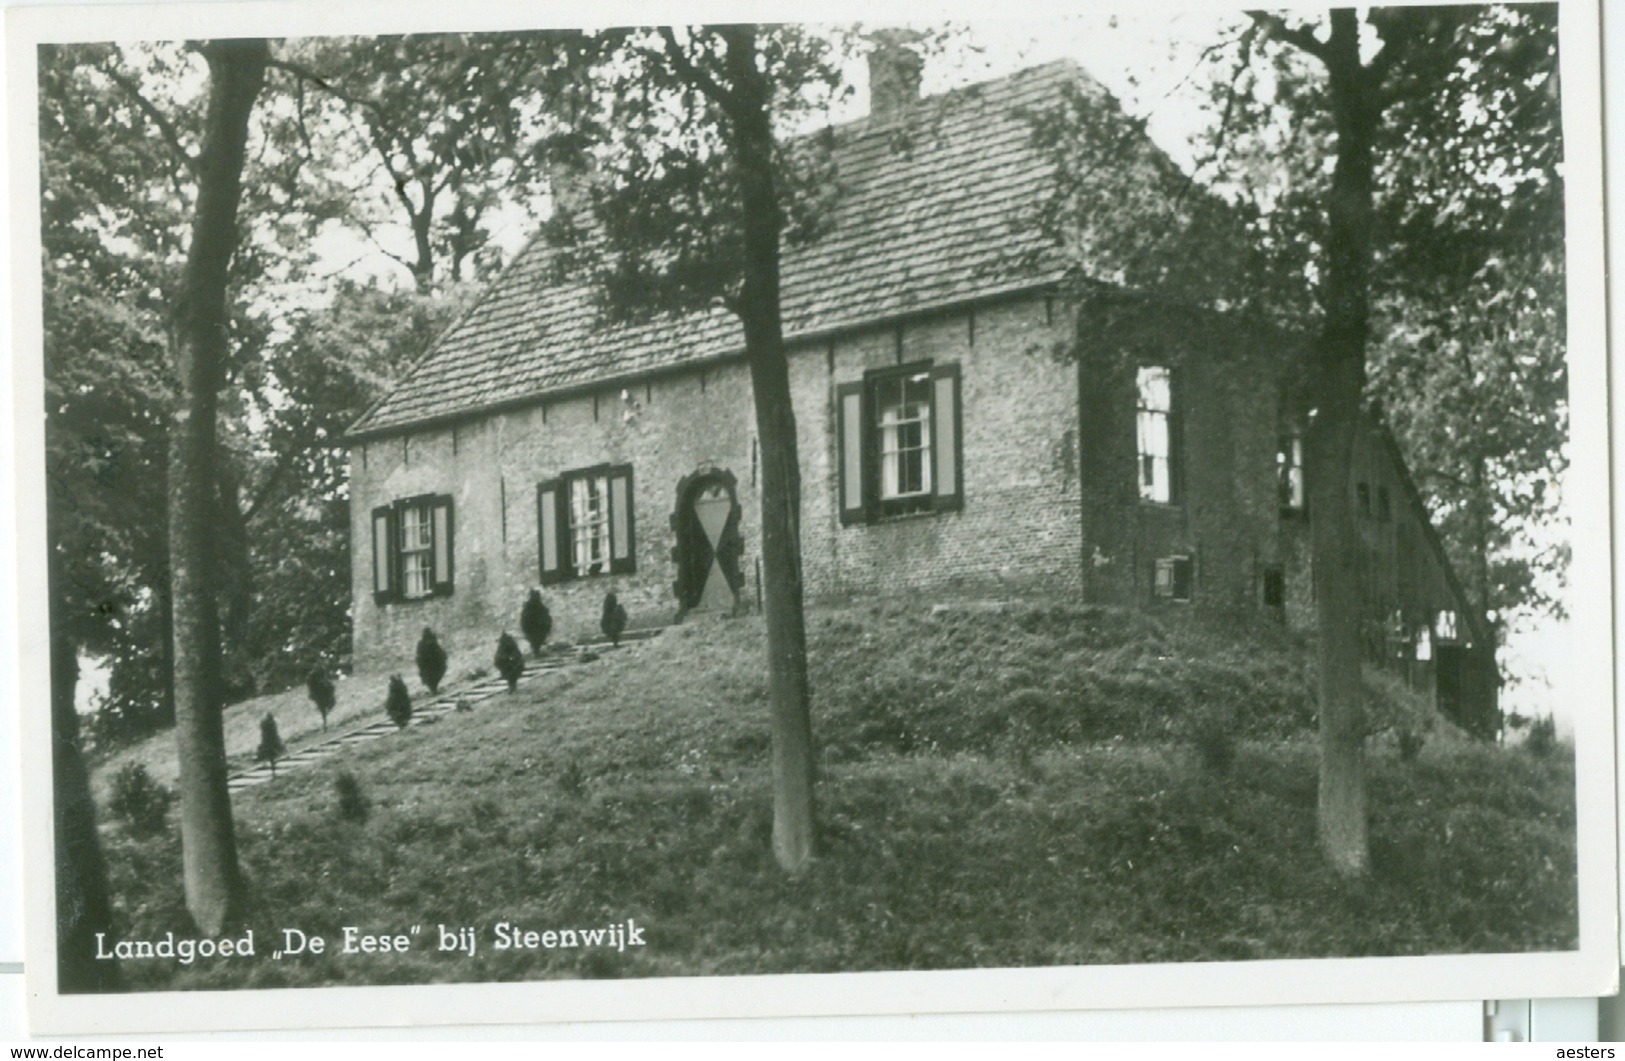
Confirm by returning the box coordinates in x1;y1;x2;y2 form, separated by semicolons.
90;598;1578;990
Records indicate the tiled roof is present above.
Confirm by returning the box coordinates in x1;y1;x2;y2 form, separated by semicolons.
349;60;1089;438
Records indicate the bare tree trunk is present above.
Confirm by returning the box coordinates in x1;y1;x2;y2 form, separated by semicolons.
168;37;268;935
1469;455;1493;615
721;25;816;872
1310;12;1379;876
49;594;118;992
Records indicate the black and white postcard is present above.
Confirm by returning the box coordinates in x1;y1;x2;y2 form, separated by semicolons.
7;0;1617;1035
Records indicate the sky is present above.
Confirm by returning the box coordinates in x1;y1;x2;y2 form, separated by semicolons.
321;16;1242;283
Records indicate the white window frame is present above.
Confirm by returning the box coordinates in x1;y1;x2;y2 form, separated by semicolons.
371;493;454;604
399;501;435;599
1136;366;1176;504
1278;429;1305;512
876;369;934;503
837;361;962;525
569;472;612;578
538;465;635;585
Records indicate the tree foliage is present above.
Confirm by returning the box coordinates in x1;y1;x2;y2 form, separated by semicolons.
266;32;584;291
1201;7;1566;632
540;26;845;318
39;38;488;746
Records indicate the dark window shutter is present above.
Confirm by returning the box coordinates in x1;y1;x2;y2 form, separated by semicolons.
538;479;566;585
1172;556;1193;601
608;465;636;574
371;505;395;603
836;381;868;525
930;363;963;512
430;494;454;595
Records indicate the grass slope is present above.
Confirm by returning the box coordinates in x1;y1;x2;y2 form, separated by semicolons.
93;600;1577;990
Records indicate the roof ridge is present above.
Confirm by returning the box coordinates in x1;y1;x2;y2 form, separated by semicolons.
349;57;1095;438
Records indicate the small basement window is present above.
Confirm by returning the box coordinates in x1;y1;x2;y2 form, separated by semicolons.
1153;555;1193;602
1262;566;1285;609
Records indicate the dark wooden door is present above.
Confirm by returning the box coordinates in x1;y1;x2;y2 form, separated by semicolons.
675;473;743;614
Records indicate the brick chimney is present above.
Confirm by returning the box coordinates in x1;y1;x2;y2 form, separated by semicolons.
867;29;925;122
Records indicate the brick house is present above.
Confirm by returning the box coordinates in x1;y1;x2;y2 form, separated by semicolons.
345;57;1499;736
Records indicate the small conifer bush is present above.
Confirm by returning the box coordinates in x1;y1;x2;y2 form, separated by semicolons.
334;772;368;822
385;675;412;729
108;762;173;836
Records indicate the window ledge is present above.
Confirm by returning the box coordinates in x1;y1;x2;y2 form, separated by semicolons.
873;508;946;526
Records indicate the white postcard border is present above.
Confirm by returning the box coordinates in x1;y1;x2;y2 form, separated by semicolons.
7;0;1617;1036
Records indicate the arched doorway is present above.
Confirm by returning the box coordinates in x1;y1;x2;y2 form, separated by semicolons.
671;467;745;617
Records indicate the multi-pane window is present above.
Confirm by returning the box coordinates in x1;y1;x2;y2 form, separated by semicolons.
1435;609;1459;642
876;370;934;502
1277;430;1305;512
371;494;454;604
569;472;611;577
1136;366;1178;504
399;503;435;599
837;361;962;525
538;465;635;584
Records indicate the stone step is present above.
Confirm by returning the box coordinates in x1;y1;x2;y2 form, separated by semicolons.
224;624;667;789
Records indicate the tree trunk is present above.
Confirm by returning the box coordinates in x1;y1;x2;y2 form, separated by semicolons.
48;594;118;992
168;38;267;935
721;25;817;873
1469;455;1493;616
216;460;253;697
1309;12;1379;877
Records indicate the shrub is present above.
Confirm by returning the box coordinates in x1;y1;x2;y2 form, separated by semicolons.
1396;727;1426;762
1525;715;1558;757
385;675;412;730
108;763;173;836
334;772;368;823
